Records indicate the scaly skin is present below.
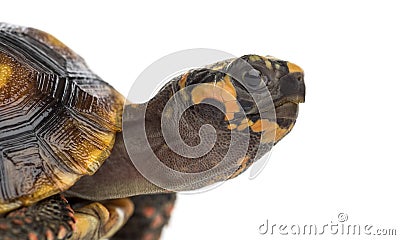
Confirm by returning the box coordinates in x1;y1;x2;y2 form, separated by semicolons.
0;195;75;240
111;193;177;240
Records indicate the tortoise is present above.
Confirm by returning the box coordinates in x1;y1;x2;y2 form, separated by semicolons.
0;23;305;240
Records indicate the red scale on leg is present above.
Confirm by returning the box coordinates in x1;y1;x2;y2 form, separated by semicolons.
142;206;156;218
0;223;8;230
150;214;164;229
28;232;39;240
111;193;177;240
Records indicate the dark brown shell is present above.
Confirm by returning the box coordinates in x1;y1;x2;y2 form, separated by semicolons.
0;23;124;213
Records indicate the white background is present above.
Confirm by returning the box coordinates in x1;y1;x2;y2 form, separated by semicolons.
2;1;400;239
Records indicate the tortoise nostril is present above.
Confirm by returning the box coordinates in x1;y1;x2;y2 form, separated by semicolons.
280;72;305;96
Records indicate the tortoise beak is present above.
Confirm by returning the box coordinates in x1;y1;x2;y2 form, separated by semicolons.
278;70;305;104
273;67;305;120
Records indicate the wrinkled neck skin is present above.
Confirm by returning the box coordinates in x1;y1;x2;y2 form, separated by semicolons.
66;81;267;200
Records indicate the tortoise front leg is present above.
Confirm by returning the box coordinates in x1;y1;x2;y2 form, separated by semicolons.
70;198;133;240
0;194;134;240
0;194;75;240
111;193;177;240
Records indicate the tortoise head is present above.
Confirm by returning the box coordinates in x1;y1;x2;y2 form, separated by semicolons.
167;54;306;179
179;54;305;144
225;55;305;144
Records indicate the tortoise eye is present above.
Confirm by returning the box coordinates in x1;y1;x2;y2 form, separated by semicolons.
243;69;263;89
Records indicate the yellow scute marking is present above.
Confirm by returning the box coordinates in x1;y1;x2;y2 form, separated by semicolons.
0;64;12;88
191;75;240;120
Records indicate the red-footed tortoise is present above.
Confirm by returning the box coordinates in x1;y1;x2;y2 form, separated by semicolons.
0;23;305;240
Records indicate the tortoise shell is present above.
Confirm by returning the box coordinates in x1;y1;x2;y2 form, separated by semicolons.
0;23;124;213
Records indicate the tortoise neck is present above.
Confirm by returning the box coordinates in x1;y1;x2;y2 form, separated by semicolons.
65;91;177;200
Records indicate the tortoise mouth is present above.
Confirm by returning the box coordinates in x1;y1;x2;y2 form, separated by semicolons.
242;95;303;121
252;94;303;119
274;93;304;120
275;94;305;108
275;101;299;120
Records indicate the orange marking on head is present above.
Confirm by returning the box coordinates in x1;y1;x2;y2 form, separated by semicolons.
191;74;240;121
191;84;214;104
251;118;295;143
178;72;189;89
275;122;295;141
250;119;276;133
261;122;295;143
237;118;253;131
224;112;235;121
227;123;237;130
237;124;248;131
230;156;251;179
287;62;304;73
219;75;237;99
225;101;240;114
